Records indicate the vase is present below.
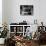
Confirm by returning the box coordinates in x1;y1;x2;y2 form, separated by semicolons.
0;38;5;44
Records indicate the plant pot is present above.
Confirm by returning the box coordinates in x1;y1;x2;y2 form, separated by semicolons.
0;38;5;44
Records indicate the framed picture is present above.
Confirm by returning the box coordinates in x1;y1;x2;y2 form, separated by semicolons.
20;5;33;15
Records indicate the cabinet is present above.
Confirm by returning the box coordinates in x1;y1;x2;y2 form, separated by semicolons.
9;25;30;37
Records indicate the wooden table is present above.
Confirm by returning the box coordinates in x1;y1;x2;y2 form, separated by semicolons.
11;36;32;46
12;39;39;46
12;39;32;46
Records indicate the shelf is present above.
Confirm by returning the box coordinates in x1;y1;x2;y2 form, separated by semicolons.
16;32;23;33
9;23;37;26
10;32;23;33
9;25;31;36
10;32;15;33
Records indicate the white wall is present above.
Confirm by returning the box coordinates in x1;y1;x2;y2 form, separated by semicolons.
0;0;2;27
2;0;8;24
39;0;46;26
3;0;46;26
7;0;39;24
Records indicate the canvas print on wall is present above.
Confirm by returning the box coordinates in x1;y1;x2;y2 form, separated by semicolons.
20;5;33;15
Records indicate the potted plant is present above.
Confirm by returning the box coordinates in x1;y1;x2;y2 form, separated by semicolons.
0;23;9;44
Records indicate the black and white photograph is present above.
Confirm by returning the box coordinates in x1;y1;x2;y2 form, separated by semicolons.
20;5;33;15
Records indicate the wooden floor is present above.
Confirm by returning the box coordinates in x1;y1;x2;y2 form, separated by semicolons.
0;44;46;46
0;44;4;46
40;45;46;46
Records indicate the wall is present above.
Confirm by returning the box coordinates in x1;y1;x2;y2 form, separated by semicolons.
0;0;2;27
2;0;8;24
2;0;46;26
8;0;39;25
39;0;46;26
